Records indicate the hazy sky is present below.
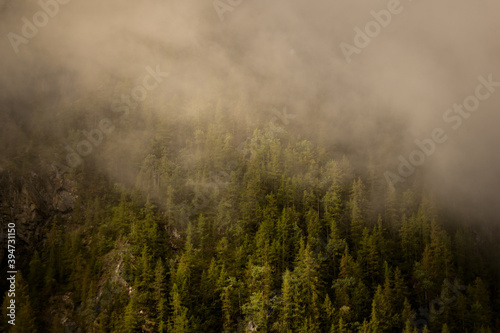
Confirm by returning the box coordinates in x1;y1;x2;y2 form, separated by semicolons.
1;0;499;223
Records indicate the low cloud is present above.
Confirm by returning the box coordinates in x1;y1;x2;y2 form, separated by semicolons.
1;0;499;223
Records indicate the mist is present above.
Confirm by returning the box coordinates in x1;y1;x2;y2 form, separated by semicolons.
1;0;500;224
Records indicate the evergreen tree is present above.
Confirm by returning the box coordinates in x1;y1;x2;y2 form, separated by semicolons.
468;278;492;331
123;289;139;333
294;242;321;332
441;323;451;333
358;228;380;285
169;284;189;333
277;207;300;272
349;178;366;249
278;269;295;333
323;294;335;332
369;285;390;332
154;260;168;333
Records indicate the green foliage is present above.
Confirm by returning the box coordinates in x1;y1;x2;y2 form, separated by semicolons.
8;110;500;333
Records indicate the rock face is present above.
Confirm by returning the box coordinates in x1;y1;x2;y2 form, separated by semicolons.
0;160;77;268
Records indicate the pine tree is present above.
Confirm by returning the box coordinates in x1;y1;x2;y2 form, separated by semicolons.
243;263;272;331
306;208;321;251
468;278;492;330
337;317;348;333
221;284;232;333
255;194;277;265
351;280;370;323
349;178;366;249
401;298;413;328
123;291;139;333
154;260;168;333
173;252;191;305
392;267;408;309
403;319;418;333
358;228;380;285
441;323;450;333
323;180;344;225
277;207;300;272
369;285;390;332
323;294;335;332
338;246;358;280
196;214;212;254
325;217;346;280
241;162;262;227
169;284;189;333
242;291;267;332
279;270;295;333
382;262;394;316
294;242;321;332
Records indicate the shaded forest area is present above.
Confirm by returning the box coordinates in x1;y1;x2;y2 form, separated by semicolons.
1;101;499;333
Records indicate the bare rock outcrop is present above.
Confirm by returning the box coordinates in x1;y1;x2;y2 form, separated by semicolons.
0;160;77;267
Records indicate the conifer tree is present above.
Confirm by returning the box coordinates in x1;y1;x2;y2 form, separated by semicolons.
468;278;492;330
123;290;139;333
441;323;450;333
294;242;321;332
277;207;300;272
306;208;321;251
154;260;168;333
369;285;390;332
358;228;380;285
349;178;366;248
278;269;295;333
323;294;335;332
169;284;189;333
255;194;278;265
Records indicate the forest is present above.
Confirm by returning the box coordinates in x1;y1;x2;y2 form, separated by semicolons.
1;101;499;332
2;1;500;332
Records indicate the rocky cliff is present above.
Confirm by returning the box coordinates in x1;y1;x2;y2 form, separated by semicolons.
0;160;77;270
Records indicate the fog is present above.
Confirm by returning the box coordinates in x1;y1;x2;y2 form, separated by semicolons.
1;0;499;224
